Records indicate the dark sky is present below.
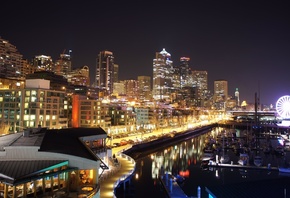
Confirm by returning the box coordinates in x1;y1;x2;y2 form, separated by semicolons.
1;1;290;105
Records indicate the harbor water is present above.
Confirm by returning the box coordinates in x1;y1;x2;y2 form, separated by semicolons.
115;127;290;198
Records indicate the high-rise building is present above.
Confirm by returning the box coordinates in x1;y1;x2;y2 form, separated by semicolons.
33;55;53;72
152;48;174;101
113;64;119;83
179;57;191;88
213;79;228;109
192;70;208;106
138;76;151;100
0;37;23;78
67;65;90;86
55;51;72;78
124;79;138;100
95;50;115;96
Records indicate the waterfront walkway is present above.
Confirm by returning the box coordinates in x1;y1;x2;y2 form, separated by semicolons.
100;147;136;198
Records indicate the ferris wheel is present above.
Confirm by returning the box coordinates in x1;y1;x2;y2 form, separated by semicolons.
276;95;290;118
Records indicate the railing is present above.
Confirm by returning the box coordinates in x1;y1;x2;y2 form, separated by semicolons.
112;152;136;198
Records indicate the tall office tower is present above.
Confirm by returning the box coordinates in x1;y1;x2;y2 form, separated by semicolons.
0;37;23;78
113;64;119;83
33;55;53;72
152;48;174;101
95;50;115;96
138;76;151;100
67;65;90;86
213;79;228;109
179;57;191;88
55;51;72;78
192;70;208;106
124;79;138;99
235;88;240;106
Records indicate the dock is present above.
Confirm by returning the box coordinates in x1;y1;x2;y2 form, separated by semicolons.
207;161;279;171
159;173;189;198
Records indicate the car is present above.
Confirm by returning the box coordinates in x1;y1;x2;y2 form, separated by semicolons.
120;139;128;146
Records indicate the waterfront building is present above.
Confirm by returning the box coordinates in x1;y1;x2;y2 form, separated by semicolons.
0;37;23;79
33;55;54;72
71;94;110;130
152;48;174;101
213;79;228;110
137;76;151;101
54;51;72;78
95;50;115;97
0;127;109;198
0;79;68;132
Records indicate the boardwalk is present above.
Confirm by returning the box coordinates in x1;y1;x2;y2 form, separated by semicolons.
100;147;136;198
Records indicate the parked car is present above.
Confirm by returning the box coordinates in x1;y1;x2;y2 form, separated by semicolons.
120;139;128;146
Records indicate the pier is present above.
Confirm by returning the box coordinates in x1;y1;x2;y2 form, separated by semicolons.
207;161;279;171
159;173;189;198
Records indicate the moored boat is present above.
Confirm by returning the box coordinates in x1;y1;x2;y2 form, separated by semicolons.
253;155;263;167
238;153;249;166
279;167;290;173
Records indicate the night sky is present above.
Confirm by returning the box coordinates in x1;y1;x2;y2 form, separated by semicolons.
1;1;290;105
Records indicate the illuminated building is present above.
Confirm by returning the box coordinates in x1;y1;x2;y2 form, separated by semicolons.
55;51;72;78
213;79;228;110
124;79;138;100
0;37;23;78
113;64;119;83
71;94;110;129
179;57;191;88
0;127;109;198
95;50;115;96
113;82;125;96
191;70;208;107
137;76;151;100
0;79;68;132
152;48;174;101
67;65;90;87
33;55;53;72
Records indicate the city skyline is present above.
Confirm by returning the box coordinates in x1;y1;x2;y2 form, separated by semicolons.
1;1;290;105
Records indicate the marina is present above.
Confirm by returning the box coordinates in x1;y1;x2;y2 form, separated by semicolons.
116;124;290;198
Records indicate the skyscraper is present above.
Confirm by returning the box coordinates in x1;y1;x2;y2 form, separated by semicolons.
152;48;174;101
179;57;191;88
192;70;208;107
55;51;72;78
95;50;115;96
213;80;228;109
138;76;151;100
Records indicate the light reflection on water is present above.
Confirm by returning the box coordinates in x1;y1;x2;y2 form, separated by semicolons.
116;127;290;198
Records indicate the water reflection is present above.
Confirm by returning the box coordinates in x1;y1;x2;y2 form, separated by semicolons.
116;127;290;198
150;127;221;180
